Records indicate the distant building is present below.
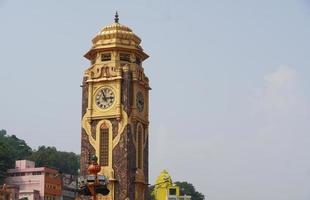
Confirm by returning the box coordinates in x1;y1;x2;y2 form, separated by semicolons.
154;170;191;200
0;184;19;200
5;160;62;200
61;174;77;200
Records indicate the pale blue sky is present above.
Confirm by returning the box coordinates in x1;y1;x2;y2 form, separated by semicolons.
1;0;310;199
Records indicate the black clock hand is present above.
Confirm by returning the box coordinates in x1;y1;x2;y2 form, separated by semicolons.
101;91;107;101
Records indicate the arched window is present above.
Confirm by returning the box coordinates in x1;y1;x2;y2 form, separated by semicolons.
100;124;109;166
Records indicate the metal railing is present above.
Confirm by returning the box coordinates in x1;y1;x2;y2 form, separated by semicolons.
168;195;191;200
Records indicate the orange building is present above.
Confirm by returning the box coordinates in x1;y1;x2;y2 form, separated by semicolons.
43;168;62;200
5;160;61;200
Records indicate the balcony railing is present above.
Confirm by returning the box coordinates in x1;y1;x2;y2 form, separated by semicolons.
168;195;191;200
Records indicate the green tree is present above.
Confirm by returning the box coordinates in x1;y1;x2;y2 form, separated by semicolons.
147;185;155;200
0;129;32;183
4;134;32;160
0;139;13;184
0;129;80;182
175;181;205;200
29;146;80;175
0;129;7;137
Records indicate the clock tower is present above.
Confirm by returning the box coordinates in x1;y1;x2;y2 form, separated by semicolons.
80;13;150;200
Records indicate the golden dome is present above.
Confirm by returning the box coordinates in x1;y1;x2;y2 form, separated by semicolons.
84;12;148;60
92;22;141;45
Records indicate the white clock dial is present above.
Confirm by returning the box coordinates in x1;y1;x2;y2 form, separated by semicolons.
95;87;115;109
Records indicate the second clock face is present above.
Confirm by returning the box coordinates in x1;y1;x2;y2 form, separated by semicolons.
95;87;115;109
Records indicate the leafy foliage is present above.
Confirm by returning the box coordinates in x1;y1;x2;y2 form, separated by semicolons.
0;129;6;137
0;129;33;184
175;181;205;200
0;129;80;184
0;138;12;184
28;146;80;175
147;185;155;200
0;129;32;161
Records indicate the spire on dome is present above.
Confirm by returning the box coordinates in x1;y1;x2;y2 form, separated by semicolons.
114;11;119;23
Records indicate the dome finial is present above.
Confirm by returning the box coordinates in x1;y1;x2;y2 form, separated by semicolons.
114;11;119;23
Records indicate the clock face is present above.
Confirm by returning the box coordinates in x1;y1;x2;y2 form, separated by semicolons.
136;91;144;112
95;87;115;109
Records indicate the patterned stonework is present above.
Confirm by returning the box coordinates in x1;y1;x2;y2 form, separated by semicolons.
80;17;150;200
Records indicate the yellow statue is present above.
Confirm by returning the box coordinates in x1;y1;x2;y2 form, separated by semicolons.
153;170;191;200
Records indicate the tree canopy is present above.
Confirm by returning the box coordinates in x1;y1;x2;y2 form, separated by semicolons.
0;138;12;184
0;129;80;183
0;129;32;161
0;129;33;184
175;181;205;200
28;146;79;175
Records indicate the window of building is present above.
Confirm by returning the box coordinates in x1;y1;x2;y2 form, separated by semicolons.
120;53;130;62
169;188;177;195
101;53;111;61
14;172;25;176
32;172;42;175
45;172;56;177
100;127;109;166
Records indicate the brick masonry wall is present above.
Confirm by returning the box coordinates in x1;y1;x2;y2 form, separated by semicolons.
80;77;95;176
